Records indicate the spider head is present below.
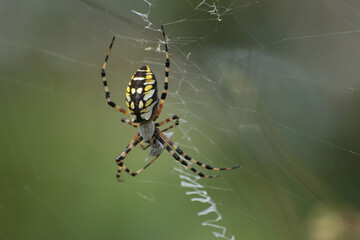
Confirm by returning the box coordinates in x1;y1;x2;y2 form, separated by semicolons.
125;65;159;123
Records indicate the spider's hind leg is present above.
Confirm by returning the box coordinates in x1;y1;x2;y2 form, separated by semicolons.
117;135;163;180
115;134;143;181
158;131;240;172
122;154;160;177
140;141;151;150
155;132;220;178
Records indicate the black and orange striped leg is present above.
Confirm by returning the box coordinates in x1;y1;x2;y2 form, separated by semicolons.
139;134;158;150
101;36;130;116
116;134;143;181
158;131;240;172
140;115;179;150
121;118;139;128
161;123;178;133
155;133;220;178
156;115;180;132
121;155;160;177
140;141;150;150
156;115;179;127
154;25;169;121
125;132;140;149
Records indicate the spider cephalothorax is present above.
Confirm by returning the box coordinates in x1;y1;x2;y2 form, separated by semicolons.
100;26;239;181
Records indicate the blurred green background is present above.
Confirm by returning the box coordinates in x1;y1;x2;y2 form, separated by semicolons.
1;0;360;239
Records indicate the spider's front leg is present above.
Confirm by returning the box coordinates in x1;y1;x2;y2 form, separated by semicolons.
101;36;130;116
153;25;170;121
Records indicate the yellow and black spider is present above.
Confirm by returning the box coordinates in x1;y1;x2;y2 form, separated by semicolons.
100;26;240;181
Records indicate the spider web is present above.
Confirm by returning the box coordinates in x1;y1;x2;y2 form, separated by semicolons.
1;0;360;239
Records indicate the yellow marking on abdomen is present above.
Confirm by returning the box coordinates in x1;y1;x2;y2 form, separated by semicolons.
144;85;152;91
140;107;149;113
145;98;153;107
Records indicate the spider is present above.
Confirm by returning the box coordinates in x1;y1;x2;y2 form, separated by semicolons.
100;26;240;181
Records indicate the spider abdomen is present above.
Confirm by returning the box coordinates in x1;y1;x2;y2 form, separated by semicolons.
126;65;159;123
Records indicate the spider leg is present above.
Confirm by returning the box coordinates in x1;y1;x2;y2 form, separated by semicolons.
156;115;179;132
120;136;161;177
125;132;140;148
153;25;169;121
155;132;220;178
161;122;178;133
155;115;179;133
121;118;139;128
156;115;179;127
139;135;157;151
138;115;180;150
158;131;240;171
121;155;160;177
101;36;130;116
116;134;143;181
140;141;150;150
